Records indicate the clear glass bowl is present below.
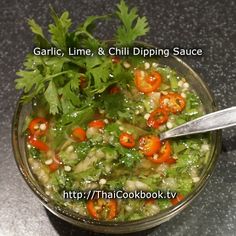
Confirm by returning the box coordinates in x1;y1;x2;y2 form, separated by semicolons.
12;45;221;234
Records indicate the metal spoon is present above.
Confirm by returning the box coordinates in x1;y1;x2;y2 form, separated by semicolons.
160;107;236;140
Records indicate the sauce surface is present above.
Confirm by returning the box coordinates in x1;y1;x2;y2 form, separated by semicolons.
25;58;210;221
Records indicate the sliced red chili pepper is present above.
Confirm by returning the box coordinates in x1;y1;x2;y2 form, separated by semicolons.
171;194;184;205
48;155;61;172
119;132;135;148
87;199;98;219
28;117;48;137
27;136;49;152
107;199;117;220
160;93;186;114
147;108;169;128
139;135;161;156
79;76;88;89
109;85;121;94
134;70;162;93
111;56;121;64
93;114;103;120
88;120;105;129
147;141;171;164
87;198;117;220
165;157;176;164
71;127;87;142
144;198;156;205
145;71;161;85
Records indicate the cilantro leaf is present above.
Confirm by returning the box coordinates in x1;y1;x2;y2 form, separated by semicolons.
29;147;41;159
112;63;133;87
85;56;113;93
58;75;81;113
28;19;49;47
28;19;45;38
23;54;43;70
76;15;109;35
15;1;150;116
59;106;94;126
116;0;149;45
106;176;127;190
118;146;142;168
15;69;45;102
104;123;121;136
88;61;111;90
44;80;61;114
48;7;72;50
15;69;44;93
43;56;70;74
74;15;109;52
81;37;101;52
103;92;125;118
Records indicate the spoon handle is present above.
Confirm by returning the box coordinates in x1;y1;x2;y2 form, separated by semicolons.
160;107;236;140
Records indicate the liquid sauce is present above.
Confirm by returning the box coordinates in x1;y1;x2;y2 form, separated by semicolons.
26;58;210;221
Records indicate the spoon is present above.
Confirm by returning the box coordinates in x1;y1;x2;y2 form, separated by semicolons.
160;107;236;140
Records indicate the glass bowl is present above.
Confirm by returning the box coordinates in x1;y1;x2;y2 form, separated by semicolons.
12;44;221;234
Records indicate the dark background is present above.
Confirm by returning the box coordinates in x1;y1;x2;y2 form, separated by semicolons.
0;0;235;235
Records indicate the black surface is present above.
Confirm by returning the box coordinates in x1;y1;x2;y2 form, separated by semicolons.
0;0;235;235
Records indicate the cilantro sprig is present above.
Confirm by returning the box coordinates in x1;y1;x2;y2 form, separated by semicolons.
15;1;149;115
116;0;149;45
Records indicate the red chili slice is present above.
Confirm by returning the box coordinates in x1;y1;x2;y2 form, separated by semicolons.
27;136;49;152
165;157;176;164
28;117;48;137
48;155;61;172
80;76;88;89
147;108;169;128
88;120;105;129
134;70;162;93
144;198;156;205
87;198;117;220
160;93;186;114
147;141;171;164
71;127;87;142
109;85;121;94
119;132;135;148
111;56;121;64
171;194;185;205
139;135;161;156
